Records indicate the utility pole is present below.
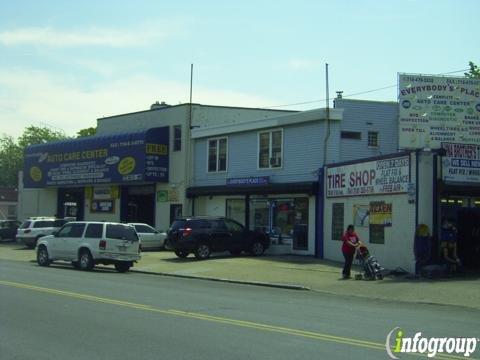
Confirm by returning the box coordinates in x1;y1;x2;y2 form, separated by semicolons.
323;63;330;165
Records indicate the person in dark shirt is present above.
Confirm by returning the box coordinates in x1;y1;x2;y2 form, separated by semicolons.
440;218;461;274
341;224;360;279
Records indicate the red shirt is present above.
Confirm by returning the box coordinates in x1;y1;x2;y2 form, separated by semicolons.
342;231;359;254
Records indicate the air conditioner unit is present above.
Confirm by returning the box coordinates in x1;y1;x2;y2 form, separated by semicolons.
270;157;281;167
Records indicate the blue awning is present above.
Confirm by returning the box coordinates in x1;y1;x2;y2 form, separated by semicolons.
24;127;169;188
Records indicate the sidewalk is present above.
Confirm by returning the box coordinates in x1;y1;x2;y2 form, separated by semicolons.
1;242;479;310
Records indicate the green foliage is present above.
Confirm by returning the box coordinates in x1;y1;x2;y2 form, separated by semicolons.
0;126;68;187
0;135;23;187
76;127;96;138
465;61;480;79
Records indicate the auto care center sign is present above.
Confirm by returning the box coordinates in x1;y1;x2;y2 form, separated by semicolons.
442;142;480;183
23;127;169;188
398;73;480;149
326;155;410;197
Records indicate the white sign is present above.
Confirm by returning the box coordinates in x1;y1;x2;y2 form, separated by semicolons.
398;73;480;149
326;156;410;197
442;142;480;183
93;186;112;200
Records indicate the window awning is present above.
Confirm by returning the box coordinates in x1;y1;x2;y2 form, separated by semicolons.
23;127;169;188
186;181;318;198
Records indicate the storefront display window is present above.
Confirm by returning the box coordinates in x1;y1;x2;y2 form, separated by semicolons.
226;199;245;225
249;197;309;249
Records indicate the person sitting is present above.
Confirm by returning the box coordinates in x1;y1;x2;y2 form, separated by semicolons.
440;218;461;274
413;224;432;277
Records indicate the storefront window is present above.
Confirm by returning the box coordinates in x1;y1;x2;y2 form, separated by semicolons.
249;197;309;249
226;199;245;225
332;203;344;241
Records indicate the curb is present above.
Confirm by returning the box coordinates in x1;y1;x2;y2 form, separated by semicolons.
129;268;311;291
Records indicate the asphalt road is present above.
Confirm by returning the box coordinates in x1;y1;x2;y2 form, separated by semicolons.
1;259;478;360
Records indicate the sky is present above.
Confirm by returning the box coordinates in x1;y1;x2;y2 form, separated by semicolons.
0;0;478;139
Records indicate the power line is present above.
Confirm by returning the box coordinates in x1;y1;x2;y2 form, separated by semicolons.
261;68;470;109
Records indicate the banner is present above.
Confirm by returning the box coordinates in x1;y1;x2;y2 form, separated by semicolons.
370;201;392;227
398;73;480;149
442;142;480;183
326;155;410;197
24;127;169;188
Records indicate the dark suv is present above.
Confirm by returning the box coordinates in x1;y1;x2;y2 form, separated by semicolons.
167;217;270;260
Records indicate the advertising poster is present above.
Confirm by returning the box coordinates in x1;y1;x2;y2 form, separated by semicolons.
442;142;480;183
369;201;392;227
353;205;369;227
24;127;169;188
326;155;410;197
398;73;480;149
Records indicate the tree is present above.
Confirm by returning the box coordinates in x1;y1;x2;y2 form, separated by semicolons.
0;135;23;187
76;127;96;138
0;126;68;187
465;61;480;79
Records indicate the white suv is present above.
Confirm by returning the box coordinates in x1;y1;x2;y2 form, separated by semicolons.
16;217;70;248
36;221;141;273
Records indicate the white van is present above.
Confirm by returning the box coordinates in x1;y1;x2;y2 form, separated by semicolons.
36;221;141;273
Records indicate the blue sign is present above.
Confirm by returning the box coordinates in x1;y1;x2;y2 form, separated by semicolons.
23;127;169;188
227;177;270;186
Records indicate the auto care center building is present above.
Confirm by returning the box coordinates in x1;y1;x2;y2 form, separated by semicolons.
19;73;480;273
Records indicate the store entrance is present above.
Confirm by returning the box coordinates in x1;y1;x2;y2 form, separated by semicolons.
57;188;85;220
440;196;480;270
120;185;155;226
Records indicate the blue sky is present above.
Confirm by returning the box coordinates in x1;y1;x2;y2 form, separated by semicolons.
0;0;478;138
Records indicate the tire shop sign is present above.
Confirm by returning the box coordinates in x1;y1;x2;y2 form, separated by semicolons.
326;155;410;197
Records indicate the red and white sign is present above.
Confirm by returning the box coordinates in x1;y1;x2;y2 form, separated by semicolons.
326;156;410;197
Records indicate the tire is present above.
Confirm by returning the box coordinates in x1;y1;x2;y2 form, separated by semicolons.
194;243;211;260
250;241;265;256
174;250;189;258
71;261;81;269
37;245;51;267
114;262;131;273
78;249;94;271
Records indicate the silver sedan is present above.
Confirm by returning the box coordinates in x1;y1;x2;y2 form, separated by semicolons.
129;223;167;250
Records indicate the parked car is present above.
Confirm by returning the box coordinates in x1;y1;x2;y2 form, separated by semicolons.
36;221;141;272
16;217;70;248
128;223;167;250
0;220;21;241
167;216;270;260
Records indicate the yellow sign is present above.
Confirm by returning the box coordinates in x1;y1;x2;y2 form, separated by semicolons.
369;202;392;227
118;157;136;175
30;166;42;182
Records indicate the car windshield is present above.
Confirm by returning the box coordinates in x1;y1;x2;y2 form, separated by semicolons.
106;224;138;241
170;220;186;231
19;221;31;229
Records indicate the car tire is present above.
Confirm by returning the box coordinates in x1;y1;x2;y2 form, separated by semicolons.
194;243;211;260
114;262;131;273
37;245;51;266
71;261;81;269
250;241;265;256
174;250;189;258
78;249;94;271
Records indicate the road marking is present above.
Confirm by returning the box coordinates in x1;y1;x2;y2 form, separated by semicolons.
0;280;473;360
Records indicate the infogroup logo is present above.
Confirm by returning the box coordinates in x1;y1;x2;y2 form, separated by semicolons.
385;327;479;359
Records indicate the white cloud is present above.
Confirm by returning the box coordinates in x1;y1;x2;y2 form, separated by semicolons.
0;69;277;138
0;25;166;47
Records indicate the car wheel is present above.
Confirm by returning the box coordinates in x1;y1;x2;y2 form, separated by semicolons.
79;249;94;271
195;243;211;260
174;250;189;258
71;261;81;269
37;245;51;266
114;262;131;273
250;241;265;256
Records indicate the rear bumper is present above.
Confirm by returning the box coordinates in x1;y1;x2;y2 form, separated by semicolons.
97;252;141;262
16;236;37;247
